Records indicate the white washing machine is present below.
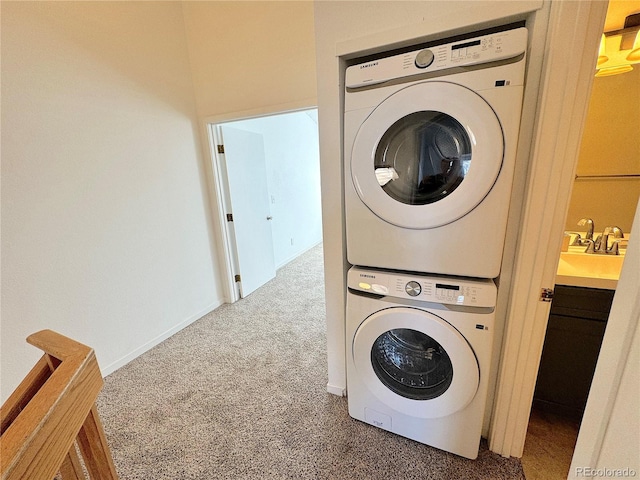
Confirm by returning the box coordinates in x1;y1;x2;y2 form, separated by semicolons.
344;27;528;278
346;266;497;459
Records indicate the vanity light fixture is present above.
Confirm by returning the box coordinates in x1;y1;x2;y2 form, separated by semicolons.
595;12;640;77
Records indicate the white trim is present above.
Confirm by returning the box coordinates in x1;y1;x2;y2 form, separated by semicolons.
488;0;608;457
100;300;223;377
202;98;317;126
275;240;323;270
326;383;346;396
482;1;551;438
206;123;240;304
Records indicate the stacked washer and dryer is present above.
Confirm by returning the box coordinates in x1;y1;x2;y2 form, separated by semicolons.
344;27;528;459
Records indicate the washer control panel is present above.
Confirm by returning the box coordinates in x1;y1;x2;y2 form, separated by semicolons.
346;27;527;89
405;281;422;297
348;266;496;308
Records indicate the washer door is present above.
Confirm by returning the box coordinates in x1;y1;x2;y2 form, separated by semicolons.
351;81;504;229
352;307;479;418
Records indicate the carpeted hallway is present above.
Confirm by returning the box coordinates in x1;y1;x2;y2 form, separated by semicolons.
97;244;525;479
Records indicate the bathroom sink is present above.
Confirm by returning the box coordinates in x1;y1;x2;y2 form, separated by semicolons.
556;248;625;289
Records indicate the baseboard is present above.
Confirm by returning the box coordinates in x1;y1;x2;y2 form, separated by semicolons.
276;240;323;270
326;383;346;397
101;299;224;377
532;398;584;421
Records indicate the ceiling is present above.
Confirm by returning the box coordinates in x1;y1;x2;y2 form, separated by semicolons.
604;0;640;31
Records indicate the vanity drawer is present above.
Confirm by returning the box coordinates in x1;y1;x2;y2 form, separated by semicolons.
550;285;615;321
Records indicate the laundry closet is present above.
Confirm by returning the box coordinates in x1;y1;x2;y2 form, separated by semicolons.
342;25;528;459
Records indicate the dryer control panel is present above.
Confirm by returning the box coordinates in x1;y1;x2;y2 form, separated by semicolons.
346;27;527;89
348;266;496;308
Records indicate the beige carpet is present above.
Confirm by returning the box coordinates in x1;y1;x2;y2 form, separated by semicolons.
97;244;525;479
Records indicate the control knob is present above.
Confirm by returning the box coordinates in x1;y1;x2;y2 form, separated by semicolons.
415;49;435;69
405;281;422;297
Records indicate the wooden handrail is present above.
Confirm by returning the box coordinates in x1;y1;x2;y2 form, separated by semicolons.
0;330;119;480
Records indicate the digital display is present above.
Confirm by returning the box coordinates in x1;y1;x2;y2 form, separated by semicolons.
452;40;481;50
435;283;460;291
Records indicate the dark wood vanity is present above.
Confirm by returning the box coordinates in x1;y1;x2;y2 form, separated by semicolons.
533;285;615;420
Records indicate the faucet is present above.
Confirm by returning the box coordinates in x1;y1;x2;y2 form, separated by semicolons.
570;218;594;245
578;218;594;240
590;226;624;255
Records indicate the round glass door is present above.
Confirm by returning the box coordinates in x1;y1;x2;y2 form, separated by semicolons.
351;81;503;229
375;112;471;206
371;328;453;401
352;307;479;418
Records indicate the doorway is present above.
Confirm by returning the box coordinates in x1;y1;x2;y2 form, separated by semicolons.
521;7;640;476
208;109;322;302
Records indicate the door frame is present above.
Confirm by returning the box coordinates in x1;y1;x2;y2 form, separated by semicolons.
488;0;609;457
204;104;318;304
207;123;241;304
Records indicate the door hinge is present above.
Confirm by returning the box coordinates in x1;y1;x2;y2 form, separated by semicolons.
226;213;233;222
217;144;225;154
540;288;554;302
234;274;241;282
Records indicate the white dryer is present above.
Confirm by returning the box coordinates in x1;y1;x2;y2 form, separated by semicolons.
346;266;497;459
344;27;528;278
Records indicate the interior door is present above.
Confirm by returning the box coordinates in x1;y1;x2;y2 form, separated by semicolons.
222;125;276;297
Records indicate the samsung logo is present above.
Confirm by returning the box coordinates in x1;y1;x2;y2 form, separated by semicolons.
359;274;376;279
360;62;378;69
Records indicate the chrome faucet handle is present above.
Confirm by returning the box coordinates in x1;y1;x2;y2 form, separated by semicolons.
593;234;604;252
578;218;595;240
593;233;612;254
584;239;596;254
603;226;624;238
597;226;624;253
607;241;620;255
565;231;583;246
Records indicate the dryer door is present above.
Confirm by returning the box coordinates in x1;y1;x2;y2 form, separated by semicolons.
350;81;504;229
352;306;479;418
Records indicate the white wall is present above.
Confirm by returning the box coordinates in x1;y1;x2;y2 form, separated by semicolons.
313;0;543;396
180;1;319;301
224;111;322;268
1;2;222;401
